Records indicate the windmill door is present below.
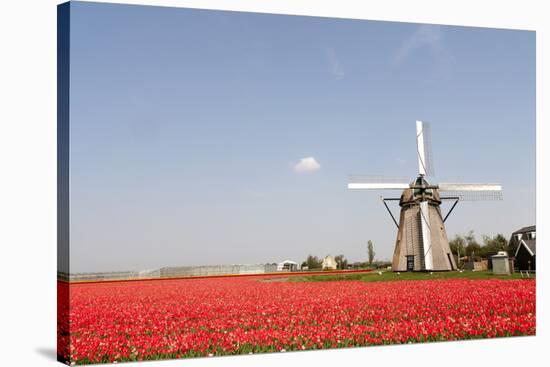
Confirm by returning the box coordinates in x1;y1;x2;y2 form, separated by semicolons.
406;256;415;271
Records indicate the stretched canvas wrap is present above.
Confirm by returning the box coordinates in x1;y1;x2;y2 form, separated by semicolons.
57;1;536;365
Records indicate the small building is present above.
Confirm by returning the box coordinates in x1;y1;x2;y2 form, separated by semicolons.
492;251;511;275
464;259;488;272
277;260;299;272
509;225;536;253
515;239;536;271
322;255;338;270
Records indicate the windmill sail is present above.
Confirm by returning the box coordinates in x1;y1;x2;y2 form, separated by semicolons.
438;183;502;201
348;176;410;190
416;121;434;177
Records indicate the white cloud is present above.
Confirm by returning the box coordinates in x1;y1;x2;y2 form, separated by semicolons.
294;157;321;173
325;47;345;79
392;25;451;71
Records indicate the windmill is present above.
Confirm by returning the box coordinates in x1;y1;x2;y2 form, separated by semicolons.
348;121;502;272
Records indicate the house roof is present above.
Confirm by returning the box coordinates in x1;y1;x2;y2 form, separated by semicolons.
523;239;536;255
512;225;536;235
515;238;536;257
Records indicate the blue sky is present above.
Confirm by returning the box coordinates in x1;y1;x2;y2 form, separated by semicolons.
67;1;535;272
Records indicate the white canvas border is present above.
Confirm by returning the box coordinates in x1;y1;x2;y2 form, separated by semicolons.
0;1;546;366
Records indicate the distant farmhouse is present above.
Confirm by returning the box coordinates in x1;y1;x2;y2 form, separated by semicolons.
277;260;299;272
322;255;338;270
510;225;536;271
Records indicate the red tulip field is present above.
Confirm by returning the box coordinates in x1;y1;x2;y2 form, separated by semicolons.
57;275;535;364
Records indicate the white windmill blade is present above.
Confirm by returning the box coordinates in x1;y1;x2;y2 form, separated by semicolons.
348;183;410;190
438;183;503;201
416;120;435;177
348;175;410;190
419;201;433;270
437;183;502;191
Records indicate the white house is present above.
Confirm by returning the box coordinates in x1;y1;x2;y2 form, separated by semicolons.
277;260;299;272
322;255;338;270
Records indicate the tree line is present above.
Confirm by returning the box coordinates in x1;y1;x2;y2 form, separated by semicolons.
301;255;350;270
300;232;514;271
449;231;515;262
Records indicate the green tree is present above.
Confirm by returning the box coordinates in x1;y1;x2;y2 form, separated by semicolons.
449;234;466;267
464;230;481;259
481;233;509;257
334;254;348;270
449;234;465;256
305;255;322;269
367;240;375;265
451;231;510;263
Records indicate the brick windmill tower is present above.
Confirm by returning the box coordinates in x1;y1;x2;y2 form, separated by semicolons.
348;121;502;272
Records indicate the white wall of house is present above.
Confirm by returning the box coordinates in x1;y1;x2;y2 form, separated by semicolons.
322;256;338;270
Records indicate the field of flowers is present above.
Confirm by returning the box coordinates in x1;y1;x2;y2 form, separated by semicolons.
58;276;535;365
